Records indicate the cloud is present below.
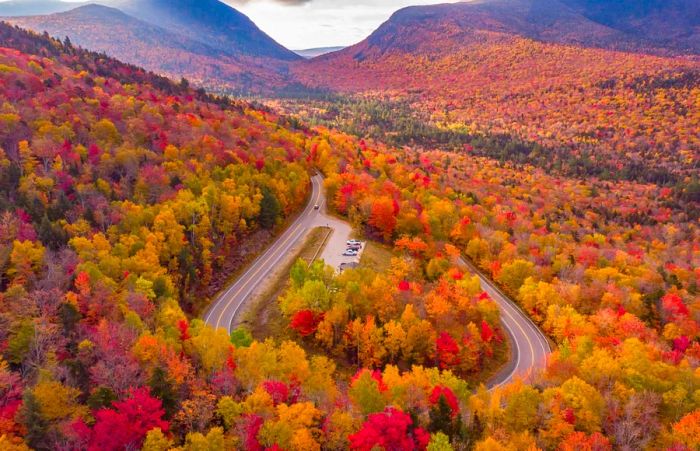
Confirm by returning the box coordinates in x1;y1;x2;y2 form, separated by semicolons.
229;0;455;49
230;0;312;5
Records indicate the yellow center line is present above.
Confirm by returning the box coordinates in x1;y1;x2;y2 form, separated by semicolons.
498;298;536;383
460;256;540;389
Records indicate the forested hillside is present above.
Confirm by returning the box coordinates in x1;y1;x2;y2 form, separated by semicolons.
5;4;287;94
4;0;298;94
313;131;700;450
560;0;700;51
0;21;698;451
292;1;700;185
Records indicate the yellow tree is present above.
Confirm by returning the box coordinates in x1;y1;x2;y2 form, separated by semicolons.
7;240;45;286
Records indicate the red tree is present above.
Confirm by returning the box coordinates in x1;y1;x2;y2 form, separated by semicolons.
436;332;460;369
242;414;264;451
662;293;689;320
349;407;429;451
290;310;323;336
481;320;494;343
177;319;190;341
429;385;459;417
80;387;169;451
262;380;289;405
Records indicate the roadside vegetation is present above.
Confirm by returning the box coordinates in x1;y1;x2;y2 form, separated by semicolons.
0;22;697;451
242;226;331;341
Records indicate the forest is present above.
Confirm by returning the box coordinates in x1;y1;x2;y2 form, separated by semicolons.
0;22;698;451
294;32;700;186
269;94;696;190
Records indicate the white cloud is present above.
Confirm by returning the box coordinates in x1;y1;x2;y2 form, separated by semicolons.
226;0;456;49
0;0;457;50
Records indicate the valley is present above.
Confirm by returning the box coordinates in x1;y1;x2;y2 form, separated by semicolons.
0;0;698;450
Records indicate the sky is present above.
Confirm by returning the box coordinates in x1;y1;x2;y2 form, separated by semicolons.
226;0;454;49
0;0;456;50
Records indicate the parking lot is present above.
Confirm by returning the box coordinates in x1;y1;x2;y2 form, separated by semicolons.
314;221;364;272
337;240;365;271
307;198;365;272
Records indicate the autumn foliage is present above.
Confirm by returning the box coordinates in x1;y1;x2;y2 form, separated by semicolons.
0;20;698;451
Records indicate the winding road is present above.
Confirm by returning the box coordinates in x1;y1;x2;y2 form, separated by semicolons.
459;257;551;387
203;174;324;332
203;174;551;387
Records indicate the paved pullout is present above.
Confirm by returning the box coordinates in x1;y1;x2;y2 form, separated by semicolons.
203;174;551;388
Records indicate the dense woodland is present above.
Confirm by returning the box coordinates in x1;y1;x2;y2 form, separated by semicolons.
294;32;700;186
0;23;698;451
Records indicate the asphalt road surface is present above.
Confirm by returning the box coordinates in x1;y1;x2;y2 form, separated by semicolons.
203;174;324;332
203;173;551;388
458;257;551;388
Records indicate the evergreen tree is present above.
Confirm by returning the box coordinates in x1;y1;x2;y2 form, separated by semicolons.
59;302;81;336
21;391;47;450
258;187;281;229
429;395;463;440
87;387;117;411
148;367;178;418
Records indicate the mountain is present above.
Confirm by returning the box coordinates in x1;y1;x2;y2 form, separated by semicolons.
301;0;698;63
291;0;700;181
358;0;630;52
4;2;295;92
0;0;86;16
560;0;700;52
294;46;345;59
6;4;224;57
116;0;300;61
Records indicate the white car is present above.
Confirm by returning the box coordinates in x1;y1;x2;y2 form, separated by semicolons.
343;249;358;257
346;239;362;245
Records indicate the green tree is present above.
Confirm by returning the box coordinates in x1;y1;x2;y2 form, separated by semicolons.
430;395;462;439
428;432;455;451
258;186;281;229
20;391;47;450
348;370;387;416
87;387;117;410
6;320;34;365
149;367;178;418
230;327;253;348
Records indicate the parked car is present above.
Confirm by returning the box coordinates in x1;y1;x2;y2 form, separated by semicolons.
347;243;361;250
347;239;362;245
343;249;358;256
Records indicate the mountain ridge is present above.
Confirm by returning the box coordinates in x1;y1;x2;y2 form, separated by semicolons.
291;0;700;181
3;0;296;92
116;0;300;61
323;0;698;61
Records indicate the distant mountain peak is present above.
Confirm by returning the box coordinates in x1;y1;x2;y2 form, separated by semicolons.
295;46;346;59
4;0;297;93
344;0;699;57
117;0;301;61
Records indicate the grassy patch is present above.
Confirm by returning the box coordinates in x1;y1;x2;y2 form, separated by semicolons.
241;227;331;341
359;240;396;273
